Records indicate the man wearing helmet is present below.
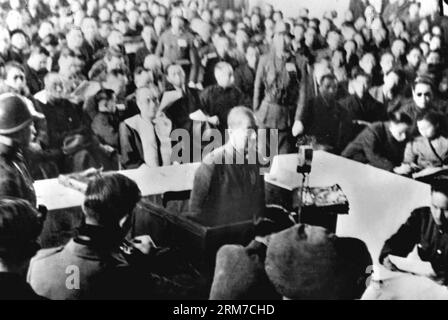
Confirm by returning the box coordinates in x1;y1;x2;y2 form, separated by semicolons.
0;93;42;206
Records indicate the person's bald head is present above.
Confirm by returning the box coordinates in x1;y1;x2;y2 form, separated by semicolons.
227;106;258;153
228;106;257;130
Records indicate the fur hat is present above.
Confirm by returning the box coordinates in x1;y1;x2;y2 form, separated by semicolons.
209;242;279;300
265;224;371;300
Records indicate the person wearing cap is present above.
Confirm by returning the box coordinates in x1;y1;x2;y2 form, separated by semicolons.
187;106;265;227
155;14;199;87
0;93;41;206
0;197;45;300
254;24;304;154
379;180;448;286
265;224;372;300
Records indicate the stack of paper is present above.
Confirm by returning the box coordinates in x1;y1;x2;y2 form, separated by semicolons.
389;255;436;277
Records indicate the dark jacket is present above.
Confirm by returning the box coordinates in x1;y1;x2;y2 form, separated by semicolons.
339;94;387;123
38;98;90;150
379;207;448;285
342;122;406;171
27;225;195;300
199;84;245;132
91;112;120;149
187;144;265;227
0;273;45;300
162;86;200;132
299;96;354;153
0;142;36;207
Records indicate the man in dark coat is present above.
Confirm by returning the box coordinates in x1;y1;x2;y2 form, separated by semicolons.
37;73;99;173
199;62;245;134
28;173;199;300
342;112;413;172
298;74;354;154
380;180;448;285
340;71;387;135
187;107;265;227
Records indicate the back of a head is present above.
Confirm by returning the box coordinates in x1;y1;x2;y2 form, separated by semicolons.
83;173;141;227
265;224;371;300
227;106;256;130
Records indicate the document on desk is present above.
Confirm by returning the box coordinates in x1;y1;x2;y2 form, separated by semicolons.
389;255;436;277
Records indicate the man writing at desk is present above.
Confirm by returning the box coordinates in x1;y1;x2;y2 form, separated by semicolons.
187;106;265;227
380;180;448;285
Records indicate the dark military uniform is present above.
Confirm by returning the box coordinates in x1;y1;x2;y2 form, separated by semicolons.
0;141;36;207
187;144;265;227
254;51;304;154
380;207;448;285
299;96;354;154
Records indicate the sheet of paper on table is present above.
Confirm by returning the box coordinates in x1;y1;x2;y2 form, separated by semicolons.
388;255;436;277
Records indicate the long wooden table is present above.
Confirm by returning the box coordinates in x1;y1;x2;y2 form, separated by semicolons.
34;163;201;212
34;151;430;264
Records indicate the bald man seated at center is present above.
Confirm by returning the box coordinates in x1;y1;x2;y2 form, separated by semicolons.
186;106;265;227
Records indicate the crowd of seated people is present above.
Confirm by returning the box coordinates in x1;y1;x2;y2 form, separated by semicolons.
2;0;448;300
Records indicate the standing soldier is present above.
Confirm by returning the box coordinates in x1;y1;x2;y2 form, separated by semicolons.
0;93;41;206
253;24;305;154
